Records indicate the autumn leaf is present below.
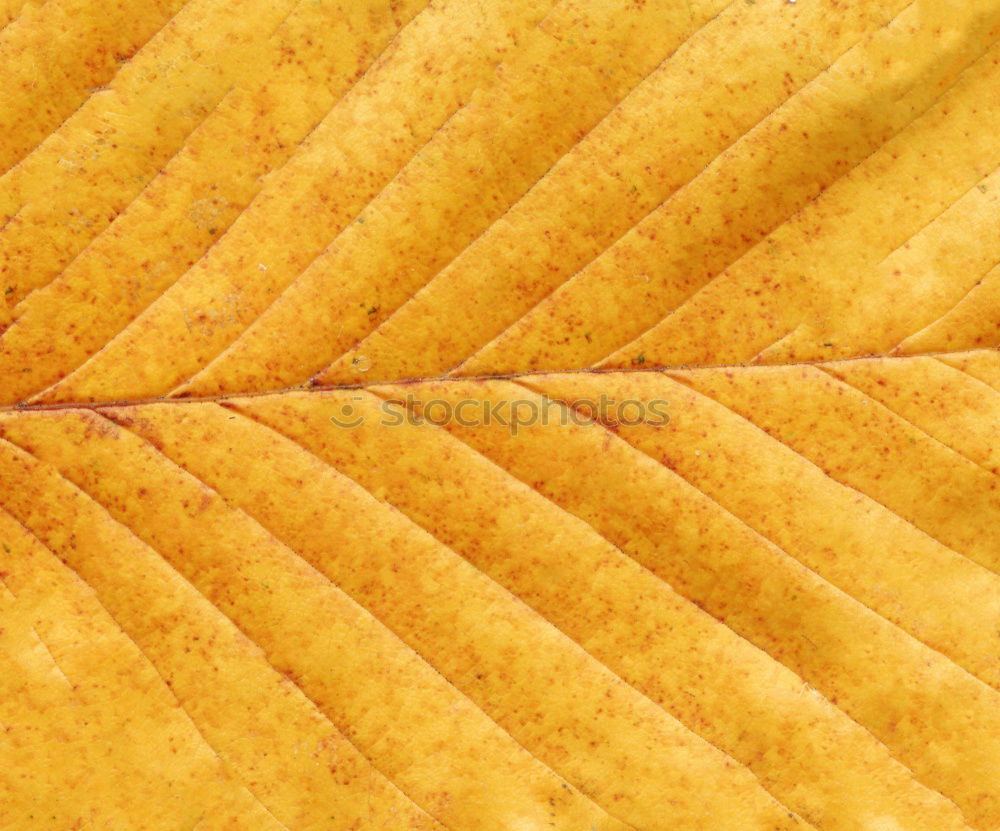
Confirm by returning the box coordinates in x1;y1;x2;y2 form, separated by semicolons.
1;0;999;830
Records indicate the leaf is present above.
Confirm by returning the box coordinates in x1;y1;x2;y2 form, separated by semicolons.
1;0;998;830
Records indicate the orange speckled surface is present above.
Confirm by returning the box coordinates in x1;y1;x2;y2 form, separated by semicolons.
1;0;998;829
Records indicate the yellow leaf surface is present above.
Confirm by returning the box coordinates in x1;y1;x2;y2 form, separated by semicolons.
1;0;998;829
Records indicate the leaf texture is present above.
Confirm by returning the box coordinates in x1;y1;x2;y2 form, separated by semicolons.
1;0;999;829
